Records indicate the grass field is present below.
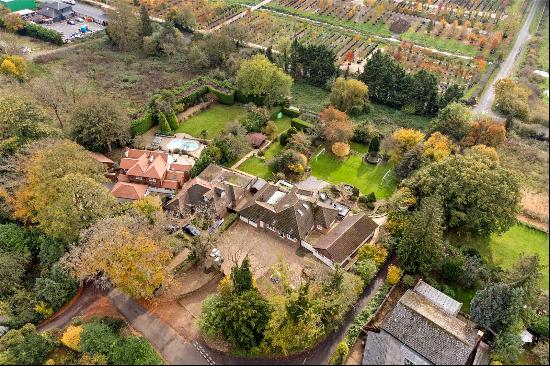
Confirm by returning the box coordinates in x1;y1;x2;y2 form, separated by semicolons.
291;82;431;131
453;224;550;289
237;141;284;179
310;146;397;198
175;104;247;138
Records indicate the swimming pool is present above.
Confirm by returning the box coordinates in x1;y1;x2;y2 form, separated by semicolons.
167;138;200;152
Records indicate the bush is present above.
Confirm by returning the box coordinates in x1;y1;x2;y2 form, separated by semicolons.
20;22;63;45
80;320;120;357
61;325;83;352
279;127;298;146
291;118;314;131
130;113;154;137
386;265;402;285
110;336;163;365
366;201;375;210
329;341;349;365
167;111;179;131
354;258;377;284
358;244;387;267
282;106;300;118
157;112;172;135
441;256;465;282
366;192;376;202
402;274;416;288
332;142;350;157
528;314;549;341
209;86;234;105
218;213;238;232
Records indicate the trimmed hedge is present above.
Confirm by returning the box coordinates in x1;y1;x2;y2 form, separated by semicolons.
173;77;235;106
235;90;265;106
291;118;314;131
130;112;154;137
219;213;238;232
0;19;63;45
282;106;301;118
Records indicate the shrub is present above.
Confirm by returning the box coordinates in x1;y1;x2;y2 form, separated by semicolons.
282;106;300;118
290;118;314;131
366;201;375;210
1;55;27;79
167;111;179;131
354;258;377;284
61;325;83;352
110;336;163;365
332;142;350;157
157;112;172;135
402;274;416;288
358;244;388;267
34;302;54;320
386;265;402;285
279;127;298;146
80;321;120;357
130;113;154;137
329;341;349;365
366;192;376;202
441;256;465;282
219;213;238;232
20;22;63;45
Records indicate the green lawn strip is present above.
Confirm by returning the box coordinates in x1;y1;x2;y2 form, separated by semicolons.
400;31;478;58
175;104;247;138
237;141;284;179
273;115;292;133
310;148;397;198
450;224;550;289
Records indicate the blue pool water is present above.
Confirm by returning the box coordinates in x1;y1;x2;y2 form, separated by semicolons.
167;139;200;152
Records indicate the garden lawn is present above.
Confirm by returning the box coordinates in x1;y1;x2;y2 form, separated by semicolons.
175;104;247;138
291;82;431;131
309;147;397;198
453;224;550;289
237;141;283;179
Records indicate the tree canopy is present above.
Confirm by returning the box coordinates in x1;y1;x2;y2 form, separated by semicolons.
236;54;293;106
403;153;520;236
330;77;369;115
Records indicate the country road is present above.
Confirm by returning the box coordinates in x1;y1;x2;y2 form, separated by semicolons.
474;0;540;116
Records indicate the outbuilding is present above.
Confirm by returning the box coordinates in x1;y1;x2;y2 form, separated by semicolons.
38;1;73;21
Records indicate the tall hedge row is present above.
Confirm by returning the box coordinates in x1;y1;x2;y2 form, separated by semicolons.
291;118;314;131
130;112;154;137
0;18;63;45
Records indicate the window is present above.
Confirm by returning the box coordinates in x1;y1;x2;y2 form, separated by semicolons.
404;359;414;365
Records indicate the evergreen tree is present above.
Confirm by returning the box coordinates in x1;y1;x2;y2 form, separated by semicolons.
286;282;310;323
140;5;153;38
397;195;444;275
368;135;380;155
167;111;179;131
470;283;523;333
231;256;254;294
157;112;171;134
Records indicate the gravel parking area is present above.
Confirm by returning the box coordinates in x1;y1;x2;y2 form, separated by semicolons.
43;19;104;42
217;221;329;286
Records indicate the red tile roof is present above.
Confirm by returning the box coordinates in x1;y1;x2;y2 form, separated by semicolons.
89;152;114;165
111;182;148;200
162;180;179;190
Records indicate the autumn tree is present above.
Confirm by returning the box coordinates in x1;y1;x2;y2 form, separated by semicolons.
423;132;452;162
462;117;506;147
61;214;172;299
494;78;531;121
395;144;423;181
397;195;444;275
330;77;369;114
14;139;111;241
70;97;130;152
1;55;27;80
403;152;520;236
387;128;425;163
106;1;141;51
466;144;499;163
0;96;60;148
236;54;293;106
319;106;355;143
165;5;196;31
430;102;473;141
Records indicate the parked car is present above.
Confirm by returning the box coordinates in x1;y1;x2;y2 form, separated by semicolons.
76;17;85;22
182;224;201;237
62;0;76;4
67;19;75;25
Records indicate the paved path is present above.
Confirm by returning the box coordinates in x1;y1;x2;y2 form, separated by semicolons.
107;289;211;365
37;283;101;333
474;0;539;115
